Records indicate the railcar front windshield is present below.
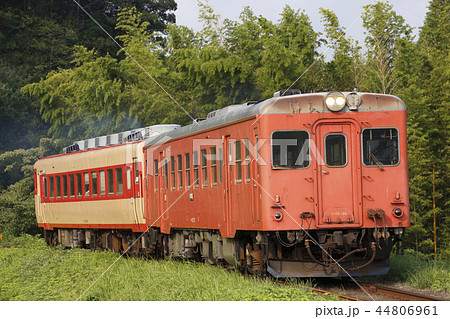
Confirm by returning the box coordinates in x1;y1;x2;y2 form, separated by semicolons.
271;130;310;169
362;128;399;166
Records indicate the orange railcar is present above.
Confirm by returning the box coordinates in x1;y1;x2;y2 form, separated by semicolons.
35;91;409;277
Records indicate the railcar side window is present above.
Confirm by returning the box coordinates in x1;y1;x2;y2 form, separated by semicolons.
218;147;223;184
325;134;347;167
63;175;68;198
116;168;123;195
178;154;183;189
271;131;309;169
76;173;82;197
56;175;61;199
193;151;199;187
107;169;114;195
126;169;132;190
171;156;175;190
100;170;106;196
154;160;158;191
84;172;90;197
164;160;169;189
236;141;242;183
50;176;55;199
211;147;217;186
69;174;75;198
363;128;399;166
201;149;208;187
92;172;98;197
185;153;191;187
44;177;48;198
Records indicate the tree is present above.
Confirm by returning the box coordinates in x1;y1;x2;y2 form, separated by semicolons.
256;6;318;97
0;138;66;236
22;8;187;140
319;8;363;91
361;2;413;94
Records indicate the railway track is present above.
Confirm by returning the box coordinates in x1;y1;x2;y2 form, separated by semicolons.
358;284;448;301
249;272;447;301
309;278;448;301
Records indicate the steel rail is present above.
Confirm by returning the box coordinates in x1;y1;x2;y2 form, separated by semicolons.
359;284;448;301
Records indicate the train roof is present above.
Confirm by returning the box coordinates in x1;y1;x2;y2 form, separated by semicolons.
144;91;406;148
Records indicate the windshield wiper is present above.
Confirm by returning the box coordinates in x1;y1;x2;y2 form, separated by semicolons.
369;153;385;171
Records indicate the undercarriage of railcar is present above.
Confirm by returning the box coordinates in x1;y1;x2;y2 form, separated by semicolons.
44;226;404;278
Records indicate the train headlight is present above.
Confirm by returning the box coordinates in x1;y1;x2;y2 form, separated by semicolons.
325;92;346;112
346;92;361;111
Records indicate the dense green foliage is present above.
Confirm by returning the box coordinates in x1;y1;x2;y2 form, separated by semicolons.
0;235;336;301
0;1;448;258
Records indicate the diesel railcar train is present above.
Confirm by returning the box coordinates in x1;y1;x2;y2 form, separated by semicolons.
34;90;409;277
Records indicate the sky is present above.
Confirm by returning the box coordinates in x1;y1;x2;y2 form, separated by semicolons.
175;0;431;57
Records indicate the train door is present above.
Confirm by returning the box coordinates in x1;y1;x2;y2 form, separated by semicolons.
252;128;261;222
125;163;138;225
133;159;144;223
159;151;169;233
222;135;233;236
314;121;362;227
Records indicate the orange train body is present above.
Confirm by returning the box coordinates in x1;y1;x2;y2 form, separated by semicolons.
34;91;409;277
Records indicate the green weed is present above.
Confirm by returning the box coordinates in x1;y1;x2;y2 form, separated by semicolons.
0;235;337;301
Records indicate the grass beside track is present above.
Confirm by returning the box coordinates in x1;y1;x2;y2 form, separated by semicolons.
0;235;336;301
373;251;450;293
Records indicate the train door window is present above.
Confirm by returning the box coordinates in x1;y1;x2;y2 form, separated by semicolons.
84;172;90;197
185;153;191;187
271;131;310;169
44;177;48;198
116;168;123;195
135;162;139;185
100;170;106;196
76;173;82;197
193;151;199;188
50;176;55;199
107;169;114;196
362;128;399;166
228;142;233;178
235;141;242;183
63;175;68;198
92;172;98;197
126;169;132;190
325;134;347;167
69;174;75;198
56;175;61;199
218;147;223;184
244;139;250;183
211;147;217;186
170;156;175;190
154;160;158;192
256;136;260;178
201;149;208;187
178;155;183;189
164;159;169;189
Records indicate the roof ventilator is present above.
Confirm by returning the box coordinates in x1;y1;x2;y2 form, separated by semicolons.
125;131;143;142
273;89;301;97
63;144;80;154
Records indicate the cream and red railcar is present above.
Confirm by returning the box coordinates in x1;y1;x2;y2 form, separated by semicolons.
35;91;410;278
34;125;179;250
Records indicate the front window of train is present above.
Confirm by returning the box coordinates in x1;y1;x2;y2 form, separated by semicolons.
362;128;399;166
271;130;310;169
